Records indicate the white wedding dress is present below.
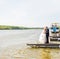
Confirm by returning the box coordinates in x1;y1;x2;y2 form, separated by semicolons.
39;30;46;44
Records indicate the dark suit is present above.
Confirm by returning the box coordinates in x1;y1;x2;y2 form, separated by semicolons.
46;28;49;43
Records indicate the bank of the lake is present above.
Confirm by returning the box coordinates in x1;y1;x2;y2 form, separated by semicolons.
0;25;42;30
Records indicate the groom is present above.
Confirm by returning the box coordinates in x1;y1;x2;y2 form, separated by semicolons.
46;27;49;43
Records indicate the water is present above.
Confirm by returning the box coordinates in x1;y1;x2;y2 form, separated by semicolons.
0;29;60;59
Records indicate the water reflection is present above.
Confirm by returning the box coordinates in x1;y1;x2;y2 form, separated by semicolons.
40;48;51;59
0;47;60;59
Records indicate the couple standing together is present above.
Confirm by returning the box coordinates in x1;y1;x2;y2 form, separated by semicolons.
39;26;49;44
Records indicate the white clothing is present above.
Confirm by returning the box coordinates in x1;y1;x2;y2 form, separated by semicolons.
39;30;46;44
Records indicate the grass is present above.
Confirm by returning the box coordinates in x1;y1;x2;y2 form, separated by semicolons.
0;25;42;30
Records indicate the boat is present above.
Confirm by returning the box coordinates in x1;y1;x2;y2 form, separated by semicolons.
49;23;60;42
50;22;60;33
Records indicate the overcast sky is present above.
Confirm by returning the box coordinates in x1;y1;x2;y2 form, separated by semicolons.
0;0;60;27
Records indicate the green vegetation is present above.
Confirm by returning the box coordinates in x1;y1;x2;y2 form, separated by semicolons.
0;25;42;30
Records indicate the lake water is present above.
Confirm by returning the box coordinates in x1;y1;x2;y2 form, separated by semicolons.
0;29;60;59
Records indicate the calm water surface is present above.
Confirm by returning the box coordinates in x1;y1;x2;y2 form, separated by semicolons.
0;29;60;59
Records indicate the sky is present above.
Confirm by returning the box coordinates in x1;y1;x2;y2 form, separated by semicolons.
0;0;60;27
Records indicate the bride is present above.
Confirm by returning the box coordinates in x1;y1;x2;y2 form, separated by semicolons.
39;26;47;44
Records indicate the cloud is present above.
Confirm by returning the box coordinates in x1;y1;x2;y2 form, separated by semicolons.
0;0;60;27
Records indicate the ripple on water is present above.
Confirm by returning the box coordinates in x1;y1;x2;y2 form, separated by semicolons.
0;46;60;59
